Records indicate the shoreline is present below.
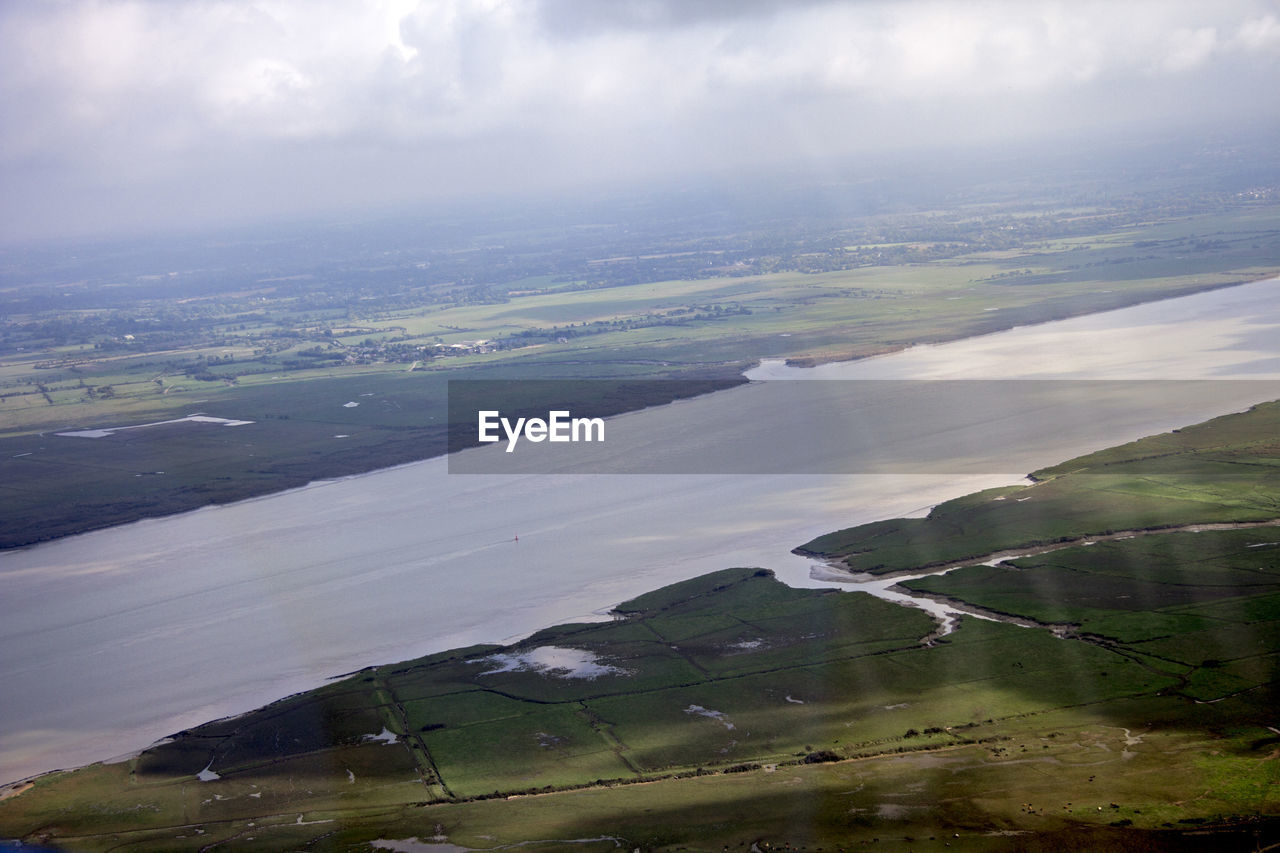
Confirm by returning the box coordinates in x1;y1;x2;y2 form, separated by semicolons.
799;517;1280;582
768;276;1260;371
3;276;1279;786
0;473;1028;787
4;275;1270;553
809;517;1280;643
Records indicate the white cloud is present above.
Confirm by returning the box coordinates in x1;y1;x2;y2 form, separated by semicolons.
3;1;1272;149
1236;14;1280;52
1;0;1278;239
1157;26;1219;73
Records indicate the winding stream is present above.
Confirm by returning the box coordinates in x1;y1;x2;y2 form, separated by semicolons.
812;518;1280;640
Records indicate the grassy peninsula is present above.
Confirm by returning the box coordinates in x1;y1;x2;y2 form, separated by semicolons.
3;402;1278;850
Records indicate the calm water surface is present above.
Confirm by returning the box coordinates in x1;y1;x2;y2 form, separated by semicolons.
2;277;1278;783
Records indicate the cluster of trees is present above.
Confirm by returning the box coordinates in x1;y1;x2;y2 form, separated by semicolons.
501;304;752;347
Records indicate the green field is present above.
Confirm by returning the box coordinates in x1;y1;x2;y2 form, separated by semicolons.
4;403;1280;850
799;399;1280;574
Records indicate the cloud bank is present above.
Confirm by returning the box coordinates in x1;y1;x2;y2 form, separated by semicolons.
3;0;1278;240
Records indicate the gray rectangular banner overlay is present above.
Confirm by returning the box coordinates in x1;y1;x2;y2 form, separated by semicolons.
447;379;1280;475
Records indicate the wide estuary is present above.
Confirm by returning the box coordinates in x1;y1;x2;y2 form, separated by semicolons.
3;277;1279;784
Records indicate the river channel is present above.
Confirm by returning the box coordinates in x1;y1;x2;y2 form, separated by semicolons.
2;277;1278;784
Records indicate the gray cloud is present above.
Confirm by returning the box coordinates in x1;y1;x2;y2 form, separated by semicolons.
2;0;1279;241
531;0;845;37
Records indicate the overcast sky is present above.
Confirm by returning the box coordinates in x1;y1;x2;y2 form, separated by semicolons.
3;0;1279;242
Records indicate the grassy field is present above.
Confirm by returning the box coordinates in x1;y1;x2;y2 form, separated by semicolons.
3;201;1279;547
799;399;1280;573
3;402;1280;850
